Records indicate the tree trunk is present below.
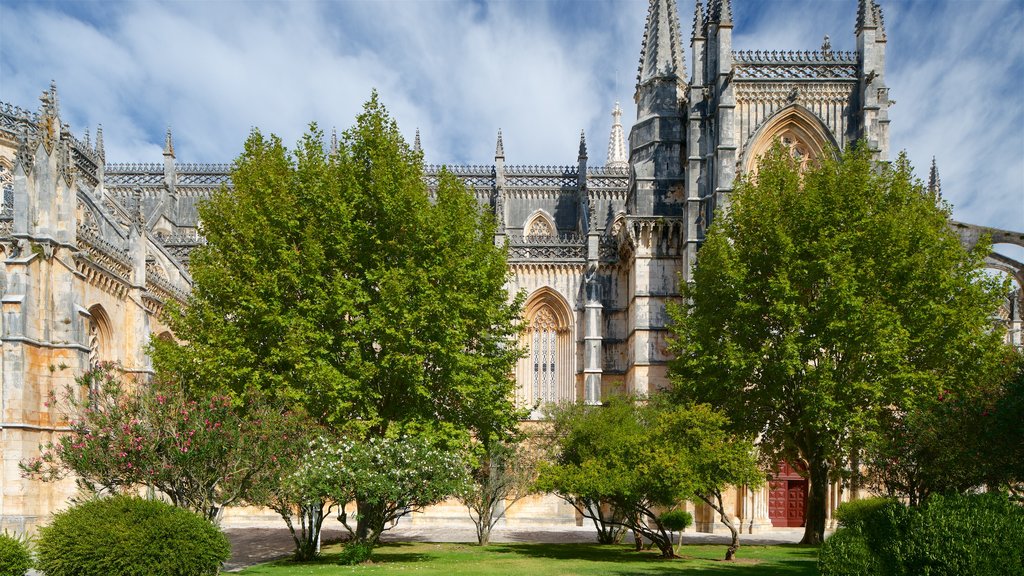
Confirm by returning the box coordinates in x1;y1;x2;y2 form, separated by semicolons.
800;458;829;545
356;498;385;545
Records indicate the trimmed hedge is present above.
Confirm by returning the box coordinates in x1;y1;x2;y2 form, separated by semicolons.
820;492;1024;576
35;495;230;576
0;532;32;576
337;540;374;565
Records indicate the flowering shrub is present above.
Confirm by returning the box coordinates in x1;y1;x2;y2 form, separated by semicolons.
304;435;468;546
21;364;304;523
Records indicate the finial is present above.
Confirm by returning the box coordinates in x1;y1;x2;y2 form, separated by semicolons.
95;124;104;157
495;129;505;159
84;128;91;148
163;126;175;157
330;127;338;155
413;128;422;154
578;130;588;160
821;35;832;54
928;157;942;198
692;0;705;40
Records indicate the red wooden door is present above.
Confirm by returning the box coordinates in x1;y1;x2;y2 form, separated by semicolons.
787;480;807;527
768;463;808;527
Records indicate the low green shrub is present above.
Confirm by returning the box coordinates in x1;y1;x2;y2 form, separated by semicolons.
0;532;33;576
659;509;693;532
819;528;879;576
833;497;895;529
35;495;230;576
820;492;1024;576
337;540;374;565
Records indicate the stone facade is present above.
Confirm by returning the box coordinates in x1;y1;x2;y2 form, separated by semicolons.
2;0;1022;534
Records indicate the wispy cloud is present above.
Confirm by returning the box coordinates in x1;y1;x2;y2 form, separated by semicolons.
1;0;1020;251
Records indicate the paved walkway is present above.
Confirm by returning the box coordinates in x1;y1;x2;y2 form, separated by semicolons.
223;523;807;572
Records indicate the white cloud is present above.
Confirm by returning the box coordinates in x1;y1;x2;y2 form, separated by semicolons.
0;0;1020;248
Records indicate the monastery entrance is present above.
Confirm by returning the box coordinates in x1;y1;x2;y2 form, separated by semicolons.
768;462;807;528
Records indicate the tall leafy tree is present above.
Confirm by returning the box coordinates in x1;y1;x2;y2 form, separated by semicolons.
667;142;1007;545
153;93;523;531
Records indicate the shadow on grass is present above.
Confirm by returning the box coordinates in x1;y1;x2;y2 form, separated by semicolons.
479;542;818;576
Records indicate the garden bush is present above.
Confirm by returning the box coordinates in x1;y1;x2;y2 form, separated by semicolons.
820;492;1024;576
337;540;374;565
0;532;32;576
35;495;230;576
659;509;693;532
833;497;895;529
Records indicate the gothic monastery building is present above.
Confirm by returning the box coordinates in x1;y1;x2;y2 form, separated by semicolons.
2;0;1021;533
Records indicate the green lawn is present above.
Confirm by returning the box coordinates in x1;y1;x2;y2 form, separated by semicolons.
237;541;819;575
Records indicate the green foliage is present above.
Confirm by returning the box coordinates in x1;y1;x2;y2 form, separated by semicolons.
0;532;32;576
866;350;1024;503
668;142;1008;543
458;438;541;545
35;495;229;576
659;509;692;532
817;529;880;576
819;492;1024;576
306;435;468;546
536;396;762;558
833;497;896;530
336;541;374;566
153;92;523;445
21;364;304;524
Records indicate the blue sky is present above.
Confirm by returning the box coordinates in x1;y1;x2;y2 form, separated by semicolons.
1;0;1021;251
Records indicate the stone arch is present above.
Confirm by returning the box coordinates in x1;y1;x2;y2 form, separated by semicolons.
742;104;840;174
86;304;113;367
516;287;575;412
523;210;556;238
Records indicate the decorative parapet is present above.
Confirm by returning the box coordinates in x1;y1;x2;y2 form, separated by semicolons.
587;166;629;190
146;272;189;304
423;164;495;188
0;102;40;138
733;49;859;80
76;225;133;279
105;163;164;186
505;165;578;189
176;163;232;186
507;232;585;261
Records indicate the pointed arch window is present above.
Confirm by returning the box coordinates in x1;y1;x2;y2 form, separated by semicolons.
516;289;574;413
524;212;556;239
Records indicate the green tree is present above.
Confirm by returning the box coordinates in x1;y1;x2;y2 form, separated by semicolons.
866;348;1024;503
152;93;523;536
457;437;541;545
668;142;1008;544
536;396;762;559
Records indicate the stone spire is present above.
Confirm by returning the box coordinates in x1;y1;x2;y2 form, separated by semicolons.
495;129;505;159
856;0;878;34
578;130;588;161
330;127;338;155
928;157;942;198
606;102;628;169
708;0;732;26
413;128;421;154
95;124;104;159
691;0;705;40
163;127;175;158
637;0;684;87
873;1;886;41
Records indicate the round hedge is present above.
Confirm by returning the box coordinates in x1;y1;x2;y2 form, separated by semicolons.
0;533;33;576
36;495;230;576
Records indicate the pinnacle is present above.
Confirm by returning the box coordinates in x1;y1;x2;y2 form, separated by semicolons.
163;126;175;157
928;157;942;198
413;128;422;154
856;0;878;34
606;102;628;169
637;0;684;87
692;0;704;40
495;129;505;159
578;130;588;160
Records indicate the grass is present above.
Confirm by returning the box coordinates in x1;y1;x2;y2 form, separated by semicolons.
237;541;819;575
